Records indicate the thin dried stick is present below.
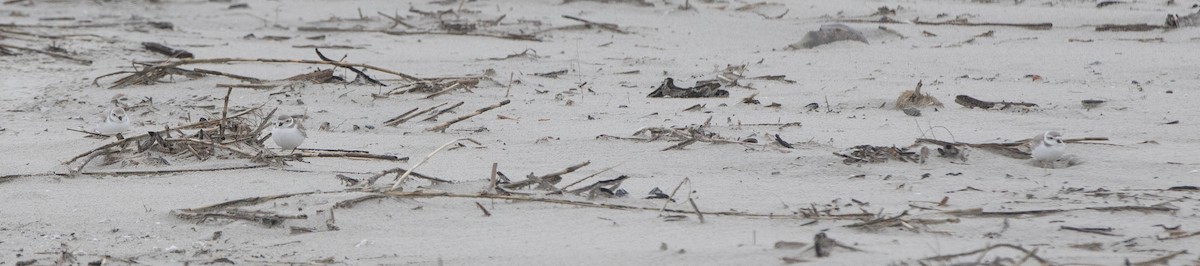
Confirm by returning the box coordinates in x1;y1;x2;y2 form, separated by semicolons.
422;101;464;122
168;138;258;158
127;57;422;84
365;167;452;185
422;83;464;99
242;107;278;145
71;149;116;175
281;151;406;161
176;190;329;213
0;43;92;65
81;164;268;176
389;138;480;190
557;164;618;191
488;162;499;193
913;19;1052;30
65;127;108;137
219;87;232;141
920;243;1049;264
64;105;264;165
384;103;447;126
474;202;492;216
314;48;385;86
379;190;820;219
1130;250;1187;266
688;198;705;223
382;107;419;126
661;138;699;151
559;15;628;34
427;100;511;132
657;177;691;216
193;68;266;83
501;161;590;191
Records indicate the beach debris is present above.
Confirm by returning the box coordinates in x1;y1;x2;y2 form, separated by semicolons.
736;2;789;19
954;95;1037;110
500;161;589;191
788;24;868;49
804;102;820;111
1097;1;1126;8
834;145;920;164
919;244;1050;265
1081;99;1106;110
1096;11;1195;32
141;42;194;59
839;136;1107;164
561;0;653;7
646;187;670;199
774;241;808;250
741;93;760;104
914;17;1052;30
894;80;943;110
297;6;539;41
714;64;747;85
534;69;568;78
781;232;863;262
647;78;728;98
427;100;510;132
1096;23;1165;32
901;107;921;116
559;15;627;34
99;49;432;89
775;134;794;149
565;175;631;199
64;107;280;173
700;64;794;88
0;43;93;65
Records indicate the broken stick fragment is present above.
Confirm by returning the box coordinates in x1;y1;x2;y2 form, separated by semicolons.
427;100;511;132
954;95;1037;110
141;42;194;59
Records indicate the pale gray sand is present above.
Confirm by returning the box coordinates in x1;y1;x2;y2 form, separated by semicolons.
1;0;1199;265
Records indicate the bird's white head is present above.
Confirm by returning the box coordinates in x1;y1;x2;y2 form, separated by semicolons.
108;107;127;122
276;115;296;128
1044;131;1064;146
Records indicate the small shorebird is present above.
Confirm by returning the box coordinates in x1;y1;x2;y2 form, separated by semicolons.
271;116;306;154
1031;131;1065;168
95;107;131;137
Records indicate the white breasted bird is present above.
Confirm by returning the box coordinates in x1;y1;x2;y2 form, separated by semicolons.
271;115;306;153
1031;131;1066;168
96;107;131;136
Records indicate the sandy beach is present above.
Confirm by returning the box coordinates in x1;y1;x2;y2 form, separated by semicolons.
2;0;1199;265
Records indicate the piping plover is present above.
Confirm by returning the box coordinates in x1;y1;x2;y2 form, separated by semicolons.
271;115;306;153
1031;131;1065;168
95;107;131;136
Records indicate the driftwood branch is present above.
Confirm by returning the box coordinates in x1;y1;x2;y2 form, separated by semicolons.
427;100;510;132
107;57;423;89
560;15;628;34
297;27;540;42
0;43;92;65
389;138;481;190
913;18;1052;30
920;243;1049;264
384;102;448;126
940;205;1175;218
